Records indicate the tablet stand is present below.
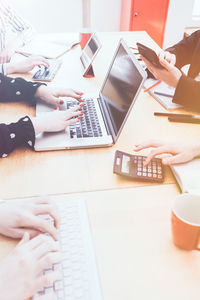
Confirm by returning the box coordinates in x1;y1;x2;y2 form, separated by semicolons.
83;64;95;78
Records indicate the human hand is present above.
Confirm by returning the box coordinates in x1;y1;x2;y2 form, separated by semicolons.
141;55;182;88
6;56;50;74
0;47;14;63
0;197;59;240
35;85;84;105
157;50;176;65
0;233;61;300
134;140;200;165
31;103;84;135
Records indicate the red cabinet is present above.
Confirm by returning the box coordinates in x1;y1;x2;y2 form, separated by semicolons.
120;0;170;47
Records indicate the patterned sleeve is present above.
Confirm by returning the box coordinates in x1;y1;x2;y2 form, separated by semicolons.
0;115;35;158
0;73;46;105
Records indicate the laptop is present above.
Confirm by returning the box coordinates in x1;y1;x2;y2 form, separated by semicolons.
80;33;102;77
35;39;147;151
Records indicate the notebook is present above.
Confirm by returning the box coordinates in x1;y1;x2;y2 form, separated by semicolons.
144;78;182;110
34;39;147;151
170;158;200;194
16;35;79;59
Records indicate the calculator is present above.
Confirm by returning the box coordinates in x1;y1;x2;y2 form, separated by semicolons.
113;150;164;183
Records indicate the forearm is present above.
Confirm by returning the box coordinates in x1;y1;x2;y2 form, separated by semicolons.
173;74;200;111
0;116;35;158
0;73;45;105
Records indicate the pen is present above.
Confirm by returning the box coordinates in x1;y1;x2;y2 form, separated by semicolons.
168;116;200;124
144;80;161;93
154;91;173;97
154;112;200;119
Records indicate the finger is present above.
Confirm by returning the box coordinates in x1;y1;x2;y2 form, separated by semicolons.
66;110;83;120
36;293;57;300
38;252;62;273
17;232;30;247
159;57;174;71
164;51;172;63
34;61;49;69
37;271;61;292
11;228;43;239
34;239;59;259
134;140;164;151
25;234;52;250
144;145;176;165
162;152;192;165
65;116;82;127
33;204;60;229
23;215;58;240
158;50;165;61
171;54;176;65
54;89;84;99
69;104;83;112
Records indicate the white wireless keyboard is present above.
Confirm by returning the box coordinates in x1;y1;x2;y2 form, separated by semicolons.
33;198;102;300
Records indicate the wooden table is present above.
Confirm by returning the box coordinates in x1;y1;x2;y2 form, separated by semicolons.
1;184;200;300
0;31;199;199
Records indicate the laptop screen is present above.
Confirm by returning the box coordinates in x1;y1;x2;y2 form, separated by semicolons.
100;41;146;137
84;37;98;60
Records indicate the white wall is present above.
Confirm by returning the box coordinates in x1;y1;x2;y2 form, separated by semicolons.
164;0;195;48
8;0;121;33
91;0;121;31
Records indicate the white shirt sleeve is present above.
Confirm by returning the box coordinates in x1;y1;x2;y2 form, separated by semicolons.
0;0;35;49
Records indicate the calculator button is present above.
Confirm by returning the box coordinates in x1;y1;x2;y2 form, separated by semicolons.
148;173;152;177
158;170;162;174
153;174;157;178
157;166;162;170
158;175;162;179
142;167;147;172
134;160;137;164
153;170;157;174
137;172;142;176
137;167;142;171
142;172;147;176
148;168;152;172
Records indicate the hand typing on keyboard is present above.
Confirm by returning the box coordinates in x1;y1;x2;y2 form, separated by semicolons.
35;85;84;106
31;103;85;135
0;198;62;300
5;55;50;75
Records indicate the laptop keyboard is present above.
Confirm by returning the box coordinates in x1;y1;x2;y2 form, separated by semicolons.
66;99;103;138
32;60;62;81
33;198;102;300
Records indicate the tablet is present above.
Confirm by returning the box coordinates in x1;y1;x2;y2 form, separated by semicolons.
80;33;102;77
136;42;164;69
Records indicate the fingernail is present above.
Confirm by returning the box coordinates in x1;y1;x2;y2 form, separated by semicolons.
81;110;86;114
79;98;83;102
60;100;64;105
78;116;82;120
80;103;85;107
54;105;58;110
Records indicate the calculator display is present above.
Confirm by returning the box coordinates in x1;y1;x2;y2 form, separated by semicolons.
121;154;130;174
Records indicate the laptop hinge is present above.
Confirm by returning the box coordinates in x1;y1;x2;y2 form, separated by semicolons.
97;97;115;139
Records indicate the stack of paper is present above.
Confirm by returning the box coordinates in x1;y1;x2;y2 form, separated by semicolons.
16;33;80;59
170;158;200;194
144;78;182;110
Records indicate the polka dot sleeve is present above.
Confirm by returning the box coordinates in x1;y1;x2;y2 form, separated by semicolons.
0;73;46;105
0;116;35;158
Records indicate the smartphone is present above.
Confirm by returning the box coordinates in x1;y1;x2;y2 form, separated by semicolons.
136;42;164;69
